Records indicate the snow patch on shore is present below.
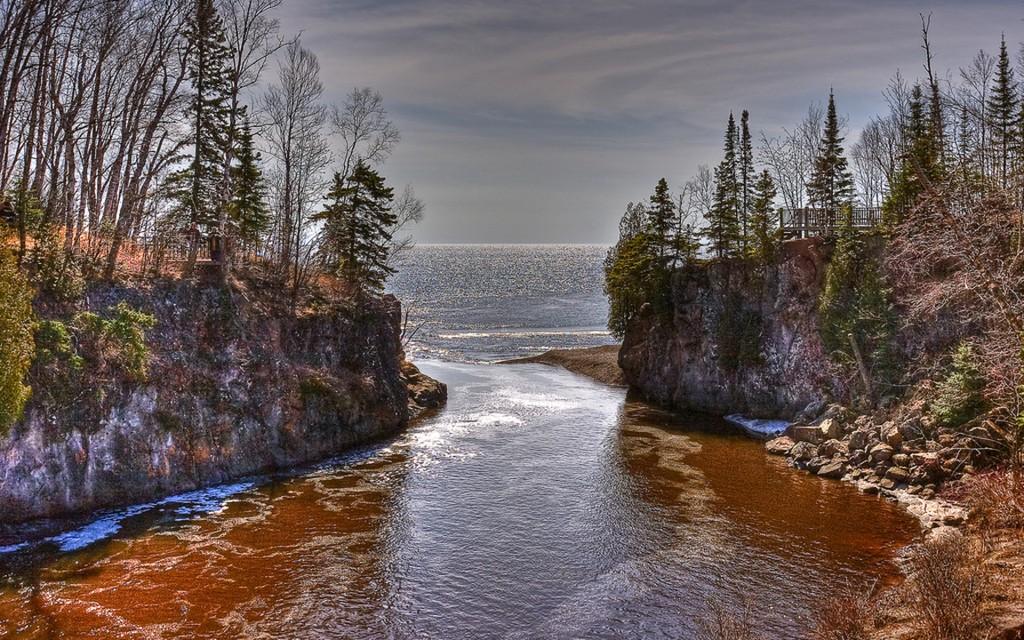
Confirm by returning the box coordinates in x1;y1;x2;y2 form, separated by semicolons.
724;414;790;439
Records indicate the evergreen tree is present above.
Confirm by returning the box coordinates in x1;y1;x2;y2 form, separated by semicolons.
647;178;675;260
604;202;665;338
705;114;742;258
164;0;234;268
882;84;941;226
313;161;397;296
806;91;854;234
818;207;896;391
748;170;779;264
229;116;270;249
738;109;754;251
988;35;1017;188
0;251;33;433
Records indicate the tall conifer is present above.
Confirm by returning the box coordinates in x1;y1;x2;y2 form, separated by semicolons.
806;91;854;233
749;170;779;264
988;35;1017;188
164;0;234;270
706;114;742;258
313;161;397;296
229;117;270;249
647;178;675;260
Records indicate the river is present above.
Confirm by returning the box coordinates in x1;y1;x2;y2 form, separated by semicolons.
0;246;919;638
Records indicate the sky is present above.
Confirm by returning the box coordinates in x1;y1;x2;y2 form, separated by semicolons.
275;0;1023;244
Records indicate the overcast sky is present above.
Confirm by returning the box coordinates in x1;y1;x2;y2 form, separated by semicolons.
275;0;1022;244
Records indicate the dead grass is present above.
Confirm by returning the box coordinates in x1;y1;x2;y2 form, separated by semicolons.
905;536;990;640
956;471;1024;534
811;582;875;640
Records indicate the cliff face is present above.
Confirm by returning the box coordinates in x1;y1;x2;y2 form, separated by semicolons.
620;239;841;419
0;280;445;524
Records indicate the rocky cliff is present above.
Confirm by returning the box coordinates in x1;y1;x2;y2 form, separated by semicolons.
619;239;841;419
0;279;445;524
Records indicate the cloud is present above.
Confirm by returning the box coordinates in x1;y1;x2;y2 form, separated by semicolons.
273;0;1023;242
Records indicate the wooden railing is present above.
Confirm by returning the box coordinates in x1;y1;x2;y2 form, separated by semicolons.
780;207;882;238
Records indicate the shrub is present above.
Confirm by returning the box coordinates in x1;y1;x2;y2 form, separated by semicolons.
810;582;873;640
25;224;83;304
905;537;988;640
931;342;987;428
34;319;82;370
0;252;34;432
73;302;156;382
958;471;1024;532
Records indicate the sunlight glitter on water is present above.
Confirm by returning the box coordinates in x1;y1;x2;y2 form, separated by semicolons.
0;361;919;640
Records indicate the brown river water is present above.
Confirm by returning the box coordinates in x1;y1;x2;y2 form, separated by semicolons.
0;361;919;639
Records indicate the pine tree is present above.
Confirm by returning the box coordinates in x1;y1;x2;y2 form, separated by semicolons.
164;0;234;270
738;109;754;251
313;161;397;296
647;178;675;260
806;91;854;234
882;84;941;226
705;114;742;258
229;116;270;250
748;169;779;264
988;35;1017;188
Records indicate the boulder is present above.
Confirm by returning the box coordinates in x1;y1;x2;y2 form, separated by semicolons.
868;443;894;464
806;456;826;474
879;478;896;491
814;403;851;426
817;460;846;479
789;441;817;462
818;438;847;458
848;429;872;451
899;420;924;443
794;399;827;424
892;453;910;467
818;417;843;441
880;421;902;449
884;466;910;484
765;436;795;456
787;424;825;445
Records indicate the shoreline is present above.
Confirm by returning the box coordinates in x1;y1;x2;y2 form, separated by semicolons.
503;345;1023;637
499;344;625;386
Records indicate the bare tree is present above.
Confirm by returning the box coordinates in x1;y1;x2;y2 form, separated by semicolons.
388;184;424;266
216;0;286;276
261;40;330;300
331;87;399;180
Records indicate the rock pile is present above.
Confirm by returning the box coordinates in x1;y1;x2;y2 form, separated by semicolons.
766;402;982;529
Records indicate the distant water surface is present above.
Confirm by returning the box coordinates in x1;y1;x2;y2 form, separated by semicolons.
388;244;617;361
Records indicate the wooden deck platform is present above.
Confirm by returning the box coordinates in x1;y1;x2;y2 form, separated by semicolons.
781;207;881;238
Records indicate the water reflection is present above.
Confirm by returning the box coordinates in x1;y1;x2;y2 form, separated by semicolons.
0;362;918;639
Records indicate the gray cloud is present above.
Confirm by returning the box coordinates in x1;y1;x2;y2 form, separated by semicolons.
275;0;1023;243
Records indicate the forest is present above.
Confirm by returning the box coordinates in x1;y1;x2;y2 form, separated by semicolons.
606;17;1024;468
0;0;422;433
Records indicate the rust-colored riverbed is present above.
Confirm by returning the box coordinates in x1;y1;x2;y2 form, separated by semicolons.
0;361;918;639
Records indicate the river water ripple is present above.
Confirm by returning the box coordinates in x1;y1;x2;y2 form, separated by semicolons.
0;361;918;639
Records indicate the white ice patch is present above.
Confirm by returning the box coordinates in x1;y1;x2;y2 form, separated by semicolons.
724;414;790;439
2;480;257;555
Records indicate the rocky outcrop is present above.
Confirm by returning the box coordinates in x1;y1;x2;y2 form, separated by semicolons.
0;280;446;524
764;402;976;531
620;239;841;419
